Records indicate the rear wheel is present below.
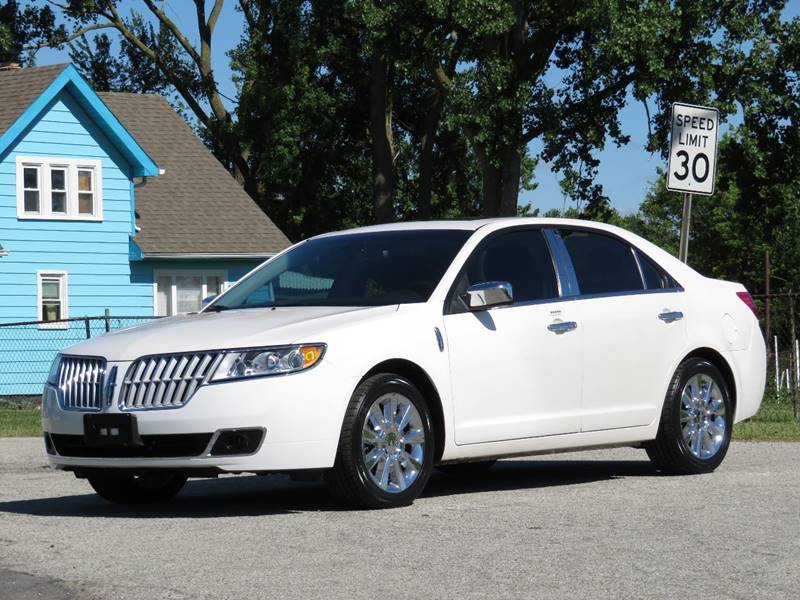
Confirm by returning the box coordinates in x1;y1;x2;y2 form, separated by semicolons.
326;373;434;509
87;471;187;504
645;358;732;474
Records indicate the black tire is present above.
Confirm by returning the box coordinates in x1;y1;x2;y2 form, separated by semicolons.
437;460;497;476
87;471;187;504
645;358;733;474
325;373;435;509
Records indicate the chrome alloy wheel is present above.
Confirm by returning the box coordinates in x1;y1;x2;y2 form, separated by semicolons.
680;373;727;459
361;392;425;493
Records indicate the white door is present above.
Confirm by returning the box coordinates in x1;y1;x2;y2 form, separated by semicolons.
557;229;688;432
443;229;583;445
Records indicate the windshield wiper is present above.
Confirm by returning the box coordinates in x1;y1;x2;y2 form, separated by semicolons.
203;304;231;312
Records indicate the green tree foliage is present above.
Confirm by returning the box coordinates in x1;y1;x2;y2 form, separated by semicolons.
0;0;64;65
68;17;189;98
625;9;799;296
38;0;797;245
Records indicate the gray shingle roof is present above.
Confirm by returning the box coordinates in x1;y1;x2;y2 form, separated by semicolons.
99;92;290;256
0;64;68;137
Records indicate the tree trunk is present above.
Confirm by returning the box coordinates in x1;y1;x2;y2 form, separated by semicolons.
499;146;521;216
474;146;521;217
370;54;395;224
481;162;502;217
417;95;443;220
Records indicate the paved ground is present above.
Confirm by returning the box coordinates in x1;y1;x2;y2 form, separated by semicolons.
0;438;797;600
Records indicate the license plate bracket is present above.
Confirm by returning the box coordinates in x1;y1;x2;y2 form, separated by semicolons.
83;413;142;447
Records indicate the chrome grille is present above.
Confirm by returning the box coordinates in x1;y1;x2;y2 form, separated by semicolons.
57;356;106;411
119;352;222;410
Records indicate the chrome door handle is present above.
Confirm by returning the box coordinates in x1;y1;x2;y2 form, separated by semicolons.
658;311;684;323
547;321;578;333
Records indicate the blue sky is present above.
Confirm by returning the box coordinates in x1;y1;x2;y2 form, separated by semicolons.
34;0;800;216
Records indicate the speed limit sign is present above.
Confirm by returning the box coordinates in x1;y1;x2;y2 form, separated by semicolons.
667;103;719;195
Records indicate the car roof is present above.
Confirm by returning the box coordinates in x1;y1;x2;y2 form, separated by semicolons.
313;217;629;238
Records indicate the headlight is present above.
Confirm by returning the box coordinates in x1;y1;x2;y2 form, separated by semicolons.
46;354;61;386
210;344;326;382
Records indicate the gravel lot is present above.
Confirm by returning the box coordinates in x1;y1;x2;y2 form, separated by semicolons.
0;438;797;600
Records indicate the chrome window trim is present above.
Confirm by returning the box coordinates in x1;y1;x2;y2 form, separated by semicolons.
463;285;685;312
557;286;685;303
543;228;580;296
631;246;648;289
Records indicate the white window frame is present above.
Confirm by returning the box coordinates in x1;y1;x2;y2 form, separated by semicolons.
153;269;228;316
16;156;103;221
36;271;69;329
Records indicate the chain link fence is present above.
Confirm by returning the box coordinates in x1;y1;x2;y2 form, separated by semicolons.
0;314;160;397
752;294;800;425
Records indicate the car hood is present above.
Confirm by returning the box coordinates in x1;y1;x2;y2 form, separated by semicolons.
64;305;399;361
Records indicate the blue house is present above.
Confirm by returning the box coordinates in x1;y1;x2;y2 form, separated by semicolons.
0;64;290;394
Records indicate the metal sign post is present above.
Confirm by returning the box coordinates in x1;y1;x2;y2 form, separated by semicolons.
667;102;719;263
678;192;692;263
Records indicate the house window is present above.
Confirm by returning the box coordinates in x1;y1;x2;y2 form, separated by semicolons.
16;157;103;220
23;166;40;212
154;271;227;316
78;169;94;214
37;271;68;329
50;168;67;213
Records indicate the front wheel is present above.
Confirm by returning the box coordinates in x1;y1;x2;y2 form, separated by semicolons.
645;358;732;474
325;373;435;509
87;471;187;504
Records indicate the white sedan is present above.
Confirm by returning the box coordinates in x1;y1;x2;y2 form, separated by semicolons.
42;218;766;508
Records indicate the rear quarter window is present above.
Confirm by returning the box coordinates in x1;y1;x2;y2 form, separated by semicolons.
637;251;678;290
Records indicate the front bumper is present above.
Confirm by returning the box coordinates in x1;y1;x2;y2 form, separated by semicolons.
42;360;352;473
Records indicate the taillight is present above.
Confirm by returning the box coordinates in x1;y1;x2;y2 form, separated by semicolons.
736;291;758;316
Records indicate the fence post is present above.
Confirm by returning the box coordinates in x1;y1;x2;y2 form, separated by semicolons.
84;317;91;339
104;308;111;333
765;250;771;362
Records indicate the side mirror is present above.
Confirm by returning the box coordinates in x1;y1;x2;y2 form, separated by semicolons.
462;281;513;311
202;295;217;308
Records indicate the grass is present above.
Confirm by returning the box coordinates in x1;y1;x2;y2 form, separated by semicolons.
0;397;798;440
733;396;800;441
0;408;42;437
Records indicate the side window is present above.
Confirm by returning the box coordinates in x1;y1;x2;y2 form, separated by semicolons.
637;251;677;290
560;230;643;295
451;229;558;311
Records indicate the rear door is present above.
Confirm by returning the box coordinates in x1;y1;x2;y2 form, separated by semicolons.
556;228;688;432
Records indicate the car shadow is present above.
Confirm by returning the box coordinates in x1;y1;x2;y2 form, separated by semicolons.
0;458;659;518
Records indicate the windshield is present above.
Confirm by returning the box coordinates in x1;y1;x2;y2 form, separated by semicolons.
207;229;471;309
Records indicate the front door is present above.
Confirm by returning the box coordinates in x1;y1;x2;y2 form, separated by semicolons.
443;228;583;445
